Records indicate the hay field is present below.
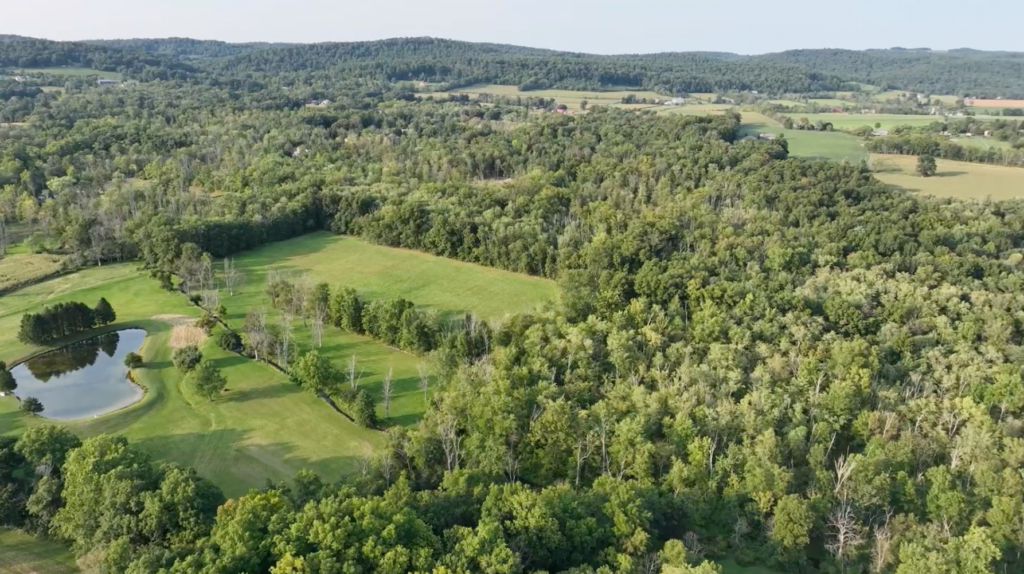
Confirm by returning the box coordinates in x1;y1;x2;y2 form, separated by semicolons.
871;154;1024;201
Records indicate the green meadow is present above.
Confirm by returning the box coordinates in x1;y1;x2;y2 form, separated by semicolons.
420;83;672;111
0;265;380;497
0;234;557;495
742;112;868;162
0;529;78;574
222;233;559;427
871;154;1024;201
16;67;122;80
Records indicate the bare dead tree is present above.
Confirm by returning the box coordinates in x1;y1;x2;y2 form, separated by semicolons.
348;355;363;390
376;450;395;487
292;274;313;327
311;300;328;348
438;414;462;472
503;432;521;483
826;501;864;573
834;455;856;499
278;311;294;369
223;258;244;296
381;368;394;419
870;512;894;574
245;307;271;362
574;432;595;486
417;363;430;401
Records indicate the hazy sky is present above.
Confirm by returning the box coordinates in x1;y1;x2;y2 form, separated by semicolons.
2;0;1023;55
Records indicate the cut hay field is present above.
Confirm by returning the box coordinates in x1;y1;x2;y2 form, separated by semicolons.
420;83;672;111
0;265;380;498
967;98;1024;108
871;154;1024;201
784;113;946;129
0;529;78;574
0;253;65;292
16;67;121;80
741;112;868;162
224;233;559;426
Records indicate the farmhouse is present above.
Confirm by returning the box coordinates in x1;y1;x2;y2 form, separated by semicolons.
758;133;776;141
663;97;685;106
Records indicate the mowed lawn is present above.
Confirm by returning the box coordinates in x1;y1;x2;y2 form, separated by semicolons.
0;529;78;574
223;233;559;427
421;83;672;112
741;112;868;162
871;154;1024;201
0;265;380;497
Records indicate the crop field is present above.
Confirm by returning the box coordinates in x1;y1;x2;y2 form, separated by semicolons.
783;113;947;129
870;153;1024;201
16;67;121;80
0;529;78;574
0;265;381;497
742;112;868;162
223;233;559;427
0;253;64;292
966;98;1024;108
421;83;672;111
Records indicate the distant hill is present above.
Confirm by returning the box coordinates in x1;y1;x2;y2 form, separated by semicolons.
753;48;1024;98
84;38;295;59
4;35;1024;97
0;36;197;80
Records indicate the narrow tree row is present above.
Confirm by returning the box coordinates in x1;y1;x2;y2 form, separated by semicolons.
17;298;116;345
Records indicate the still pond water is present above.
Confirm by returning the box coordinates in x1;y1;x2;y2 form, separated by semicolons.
11;329;146;420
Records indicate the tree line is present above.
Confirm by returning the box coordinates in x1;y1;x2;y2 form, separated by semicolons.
17;298;116;345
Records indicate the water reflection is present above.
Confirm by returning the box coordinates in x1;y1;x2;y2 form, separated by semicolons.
11;329;146;420
25;332;121;382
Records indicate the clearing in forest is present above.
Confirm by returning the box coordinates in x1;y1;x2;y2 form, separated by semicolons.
223;232;559;427
870;153;1024;200
740;112;867;163
0;265;381;497
420;83;673;111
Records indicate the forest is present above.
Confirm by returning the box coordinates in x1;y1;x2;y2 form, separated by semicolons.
2;33;1024;574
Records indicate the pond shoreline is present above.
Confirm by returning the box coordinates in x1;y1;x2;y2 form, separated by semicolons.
9;328;149;421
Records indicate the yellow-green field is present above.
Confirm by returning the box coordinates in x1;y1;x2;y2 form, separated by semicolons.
421;83;672;111
0;529;78;574
0;265;380;497
16;67;122;81
0;253;65;292
871;154;1024;201
224;233;559;427
742;112;867;162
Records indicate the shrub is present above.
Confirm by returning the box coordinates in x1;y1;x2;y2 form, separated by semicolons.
124;352;143;369
21;397;43;415
215;330;242;353
191;361;226;401
197;313;218;334
172;345;202;372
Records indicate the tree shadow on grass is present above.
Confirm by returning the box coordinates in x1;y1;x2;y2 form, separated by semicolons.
210;354;250;370
223;382;300;403
132;428;368;497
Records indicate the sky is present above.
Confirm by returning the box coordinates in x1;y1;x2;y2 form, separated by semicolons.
2;0;1023;55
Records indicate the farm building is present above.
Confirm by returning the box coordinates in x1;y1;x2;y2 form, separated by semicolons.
97;78;116;86
872;129;890;137
663;97;686;106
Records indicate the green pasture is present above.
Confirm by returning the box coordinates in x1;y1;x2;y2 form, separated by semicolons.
16;67;121;80
783;113;946;129
741;112;867;162
0;265;380;498
223;233;559;427
0;529;78;574
0;253;65;292
421;83;673;111
871;153;1024;201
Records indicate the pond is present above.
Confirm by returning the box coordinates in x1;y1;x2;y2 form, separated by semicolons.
10;329;146;420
